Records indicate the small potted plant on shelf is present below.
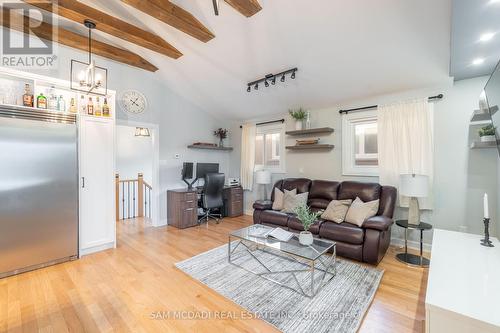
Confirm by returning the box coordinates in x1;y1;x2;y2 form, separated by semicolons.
479;124;496;142
214;128;228;147
289;108;307;130
294;204;321;246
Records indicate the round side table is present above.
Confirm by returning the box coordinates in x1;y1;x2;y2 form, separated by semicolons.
395;220;432;267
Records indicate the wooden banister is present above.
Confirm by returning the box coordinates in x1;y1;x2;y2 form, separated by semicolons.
115;174;120;221
138;173;144;217
115;172;152;220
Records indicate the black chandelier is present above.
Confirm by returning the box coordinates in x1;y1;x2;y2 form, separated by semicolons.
247;67;297;92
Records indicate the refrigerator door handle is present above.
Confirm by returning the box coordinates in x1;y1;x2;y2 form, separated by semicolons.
82;177;85;188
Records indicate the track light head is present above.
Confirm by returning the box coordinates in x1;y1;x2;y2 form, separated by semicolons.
280;74;285;82
291;70;296;79
247;85;251;92
254;83;258;90
271;76;276;85
265;80;269;87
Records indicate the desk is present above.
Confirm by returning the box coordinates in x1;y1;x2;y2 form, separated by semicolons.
167;186;243;229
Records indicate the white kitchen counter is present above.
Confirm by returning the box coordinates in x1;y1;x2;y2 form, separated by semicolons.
426;229;500;332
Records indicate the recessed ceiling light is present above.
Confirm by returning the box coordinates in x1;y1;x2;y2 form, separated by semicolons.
480;32;495;42
472;58;485;65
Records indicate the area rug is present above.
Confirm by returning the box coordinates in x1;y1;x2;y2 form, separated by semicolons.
175;242;383;333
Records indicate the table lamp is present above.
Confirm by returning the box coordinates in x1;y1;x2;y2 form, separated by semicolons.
255;169;272;200
399;174;429;225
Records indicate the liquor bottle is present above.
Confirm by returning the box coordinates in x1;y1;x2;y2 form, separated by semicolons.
69;98;77;113
87;97;94;115
80;95;86;114
36;92;47;109
94;96;102;116
48;86;57;110
22;83;34;107
57;95;66;112
102;97;110;117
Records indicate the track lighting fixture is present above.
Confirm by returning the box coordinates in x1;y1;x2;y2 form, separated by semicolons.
246;68;297;93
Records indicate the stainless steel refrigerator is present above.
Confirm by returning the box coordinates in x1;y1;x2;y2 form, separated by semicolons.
0;105;78;278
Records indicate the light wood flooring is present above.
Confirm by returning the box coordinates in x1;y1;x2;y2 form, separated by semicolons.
0;216;429;332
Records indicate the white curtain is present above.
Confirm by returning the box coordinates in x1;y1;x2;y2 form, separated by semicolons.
378;98;434;209
240;123;256;191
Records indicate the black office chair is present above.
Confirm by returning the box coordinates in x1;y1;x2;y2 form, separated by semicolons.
198;173;225;224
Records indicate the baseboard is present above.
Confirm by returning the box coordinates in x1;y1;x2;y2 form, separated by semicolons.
390;237;432;253
155;219;168;227
79;241;115;257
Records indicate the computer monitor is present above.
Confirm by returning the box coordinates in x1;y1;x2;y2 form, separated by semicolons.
196;163;219;180
181;162;195;189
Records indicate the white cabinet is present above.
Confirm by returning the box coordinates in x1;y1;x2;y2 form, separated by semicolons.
79;115;116;255
426;229;500;333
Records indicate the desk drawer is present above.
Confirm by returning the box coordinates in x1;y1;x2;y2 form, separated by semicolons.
184;192;196;201
181;199;197;209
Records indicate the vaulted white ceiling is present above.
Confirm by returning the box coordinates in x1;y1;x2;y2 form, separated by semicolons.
63;0;452;120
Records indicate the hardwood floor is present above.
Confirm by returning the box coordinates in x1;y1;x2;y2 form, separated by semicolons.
0;216;428;332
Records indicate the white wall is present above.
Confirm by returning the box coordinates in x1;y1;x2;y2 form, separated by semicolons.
116;125;153;184
234;76;498;247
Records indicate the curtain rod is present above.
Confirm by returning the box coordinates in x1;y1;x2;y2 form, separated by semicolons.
239;118;285;129
338;94;444;114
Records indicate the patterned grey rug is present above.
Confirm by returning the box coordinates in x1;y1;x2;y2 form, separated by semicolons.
175;242;383;333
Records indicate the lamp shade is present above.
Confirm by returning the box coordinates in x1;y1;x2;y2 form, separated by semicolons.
255;170;272;185
399;174;429;197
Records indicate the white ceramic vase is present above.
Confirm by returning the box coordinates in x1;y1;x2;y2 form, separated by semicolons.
295;120;303;130
481;135;496;142
299;231;313;245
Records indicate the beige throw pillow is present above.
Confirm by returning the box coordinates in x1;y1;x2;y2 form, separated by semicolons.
281;191;309;213
321;199;353;223
272;188;297;210
344;197;379;227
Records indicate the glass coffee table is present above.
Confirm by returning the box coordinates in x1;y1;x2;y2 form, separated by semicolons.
228;224;336;298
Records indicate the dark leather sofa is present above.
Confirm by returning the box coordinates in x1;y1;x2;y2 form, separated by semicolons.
252;178;397;264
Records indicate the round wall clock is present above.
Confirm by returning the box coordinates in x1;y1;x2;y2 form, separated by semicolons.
119;90;147;114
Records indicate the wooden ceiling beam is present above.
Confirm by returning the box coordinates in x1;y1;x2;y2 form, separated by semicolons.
224;0;262;17
1;8;158;72
121;0;214;43
23;0;182;59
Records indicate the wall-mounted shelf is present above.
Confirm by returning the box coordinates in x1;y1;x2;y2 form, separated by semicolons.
187;145;233;151
286;144;334;150
470;105;498;125
285;127;334;136
470;141;498;149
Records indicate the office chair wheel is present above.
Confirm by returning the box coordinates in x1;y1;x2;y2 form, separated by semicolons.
215;218;220;224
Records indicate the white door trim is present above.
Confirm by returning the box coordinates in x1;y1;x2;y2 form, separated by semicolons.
116;119;161;227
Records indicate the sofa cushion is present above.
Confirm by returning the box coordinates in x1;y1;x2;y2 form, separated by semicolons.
344;197;379;227
321;199;352;223
319;221;365;245
338;181;381;202
282;178;311;194
270;180;284;201
253;200;273;210
272;188;296;211
259;210;290;227
282;191;308;213
308;180;340;210
287;216;321;234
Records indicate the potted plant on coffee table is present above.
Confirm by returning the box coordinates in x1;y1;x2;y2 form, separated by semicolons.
294;204;321;245
289;108;307;130
479;124;497;142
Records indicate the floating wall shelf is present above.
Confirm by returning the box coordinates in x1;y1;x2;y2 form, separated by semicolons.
470;141;499;149
286;144;334;150
285;127;334;136
470;105;498;124
187;145;233;151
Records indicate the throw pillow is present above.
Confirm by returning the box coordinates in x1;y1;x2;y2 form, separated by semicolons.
321;199;353;223
272;188;297;210
344;197;380;227
281;191;309;214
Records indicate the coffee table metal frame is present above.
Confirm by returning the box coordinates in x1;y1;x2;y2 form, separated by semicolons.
228;226;336;298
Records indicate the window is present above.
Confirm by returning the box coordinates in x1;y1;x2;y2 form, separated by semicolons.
255;123;285;173
342;110;378;176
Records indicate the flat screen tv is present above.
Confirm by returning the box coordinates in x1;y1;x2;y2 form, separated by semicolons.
483;59;500;157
